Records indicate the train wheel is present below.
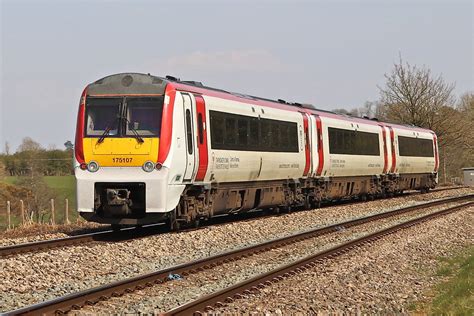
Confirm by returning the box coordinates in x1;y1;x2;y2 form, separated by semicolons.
361;194;367;201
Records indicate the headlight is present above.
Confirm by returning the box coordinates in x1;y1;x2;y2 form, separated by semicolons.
87;161;100;172
142;161;155;172
155;162;163;170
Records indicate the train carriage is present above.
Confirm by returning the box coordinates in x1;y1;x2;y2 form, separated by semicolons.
74;73;438;228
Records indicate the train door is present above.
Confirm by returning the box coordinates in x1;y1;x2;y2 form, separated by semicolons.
308;115;317;176
299;112;311;177
182;93;197;181
194;95;209;181
387;126;396;173
378;124;389;174
313;115;324;176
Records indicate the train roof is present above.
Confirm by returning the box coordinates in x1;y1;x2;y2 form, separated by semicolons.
86;72;434;134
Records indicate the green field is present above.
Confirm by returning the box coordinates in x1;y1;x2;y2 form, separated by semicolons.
1;175;78;229
3;175;75;205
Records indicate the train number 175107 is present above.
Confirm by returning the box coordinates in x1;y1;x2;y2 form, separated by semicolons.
112;157;133;164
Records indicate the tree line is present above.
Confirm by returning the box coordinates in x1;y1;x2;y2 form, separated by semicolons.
333;56;473;183
0;138;73;177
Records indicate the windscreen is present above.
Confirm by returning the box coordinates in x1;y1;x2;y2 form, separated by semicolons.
85;98;121;136
126;97;163;137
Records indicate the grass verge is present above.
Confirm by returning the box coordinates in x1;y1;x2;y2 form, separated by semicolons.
412;245;473;315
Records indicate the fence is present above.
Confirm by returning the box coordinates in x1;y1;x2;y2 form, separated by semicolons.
3;198;74;230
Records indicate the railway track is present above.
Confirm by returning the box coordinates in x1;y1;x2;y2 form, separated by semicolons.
166;200;473;315
5;193;472;315
0;186;465;258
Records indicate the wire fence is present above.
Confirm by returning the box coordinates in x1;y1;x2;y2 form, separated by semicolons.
1;198;76;230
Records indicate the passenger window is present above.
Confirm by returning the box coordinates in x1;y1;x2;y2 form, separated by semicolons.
208;110;298;153
280;124;290;150
225;117;236;145
261;120;272;149
237;118;248;146
271;122;280;149
249;118;259;148
210;114;224;146
198;113;204;145
185;109;193;154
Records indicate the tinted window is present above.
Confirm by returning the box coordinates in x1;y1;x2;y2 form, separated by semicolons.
398;136;434;157
126;97;163;136
85;96;164;138
210;112;224;146
209;110;298;152
185;109;193;154
237;118;248;146
328;127;380;156
197;113;204;144
85;97;121;136
225;117;237;145
249;118;259;146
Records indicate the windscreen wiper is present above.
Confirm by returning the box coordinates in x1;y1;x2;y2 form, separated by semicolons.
124;117;144;144
96;116;120;144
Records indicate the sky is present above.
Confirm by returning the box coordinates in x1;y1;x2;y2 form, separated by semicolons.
1;0;473;152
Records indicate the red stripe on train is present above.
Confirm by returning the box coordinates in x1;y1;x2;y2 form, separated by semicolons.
388;126;396;173
74;88;87;164
158;84;176;164
379;124;388;173
315;116;324;176
432;133;439;172
194;95;209;181
301;113;310;177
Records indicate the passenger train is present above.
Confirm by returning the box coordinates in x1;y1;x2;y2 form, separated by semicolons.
74;73;439;229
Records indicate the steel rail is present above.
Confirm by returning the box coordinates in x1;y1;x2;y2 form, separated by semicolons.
0;186;466;258
166;200;474;315
0;224;164;257
4;194;472;316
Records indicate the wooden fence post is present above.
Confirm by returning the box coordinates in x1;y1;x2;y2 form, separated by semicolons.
65;199;69;224
50;199;55;225
20;200;25;225
7;201;11;230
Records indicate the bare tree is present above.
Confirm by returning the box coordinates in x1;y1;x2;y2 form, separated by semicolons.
455;92;474;154
18;137;42;152
4;142;10;155
378;56;455;135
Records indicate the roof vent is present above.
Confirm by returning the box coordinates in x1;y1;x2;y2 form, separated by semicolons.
121;75;133;87
277;99;287;104
166;75;180;81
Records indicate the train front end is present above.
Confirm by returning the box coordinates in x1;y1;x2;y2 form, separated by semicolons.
74;73;178;225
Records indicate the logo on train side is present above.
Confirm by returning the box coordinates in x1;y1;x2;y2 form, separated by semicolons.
215;157;240;169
